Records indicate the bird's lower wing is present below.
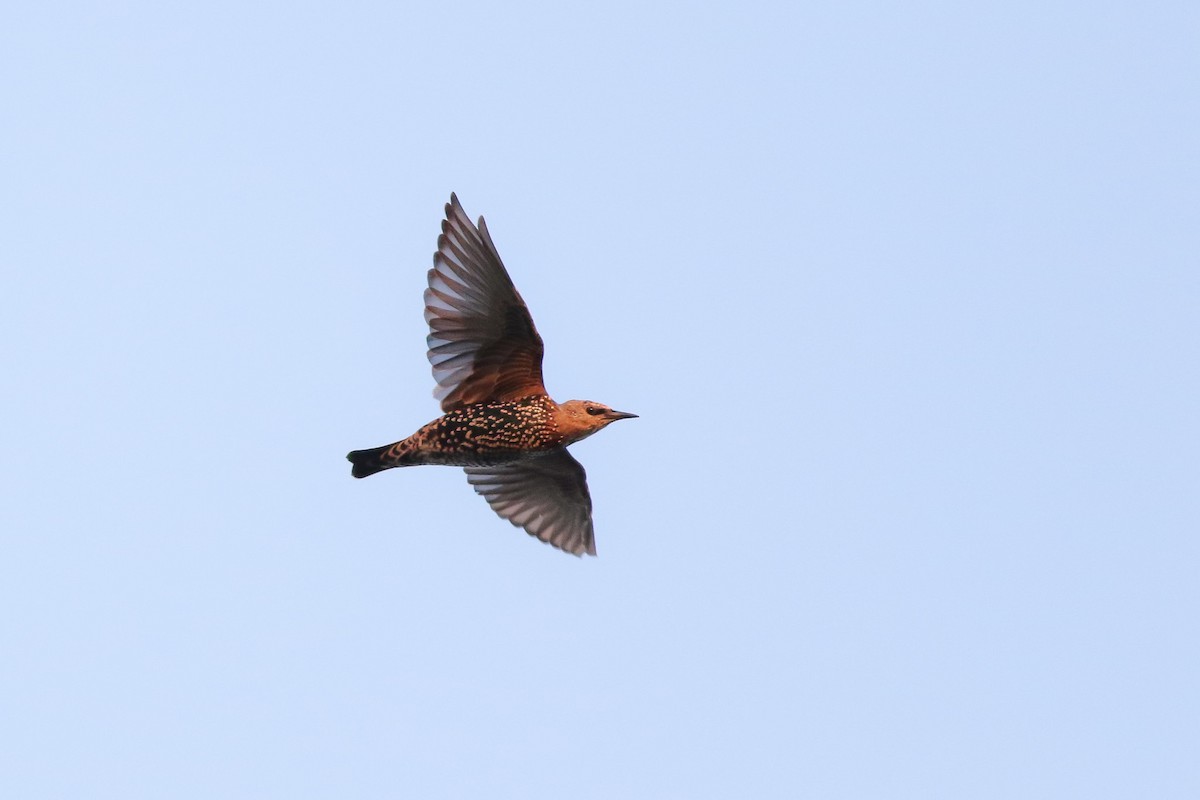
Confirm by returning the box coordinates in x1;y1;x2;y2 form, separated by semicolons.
464;450;596;556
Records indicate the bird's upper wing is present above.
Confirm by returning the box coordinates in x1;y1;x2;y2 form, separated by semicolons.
464;449;597;556
424;194;547;412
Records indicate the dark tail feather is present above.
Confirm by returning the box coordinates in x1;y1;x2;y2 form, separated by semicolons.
347;443;405;479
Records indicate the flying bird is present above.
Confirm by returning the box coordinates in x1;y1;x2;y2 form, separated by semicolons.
347;194;636;556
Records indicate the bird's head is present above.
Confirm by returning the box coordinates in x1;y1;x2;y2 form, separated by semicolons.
554;400;638;444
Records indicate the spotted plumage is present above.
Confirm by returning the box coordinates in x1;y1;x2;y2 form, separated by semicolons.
350;397;561;470
347;194;636;556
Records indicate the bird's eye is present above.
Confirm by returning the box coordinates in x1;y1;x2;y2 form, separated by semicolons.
586;406;604;416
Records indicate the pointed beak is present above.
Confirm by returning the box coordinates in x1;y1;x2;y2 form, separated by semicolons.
608;410;638;421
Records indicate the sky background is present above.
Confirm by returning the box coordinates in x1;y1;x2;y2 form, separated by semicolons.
3;2;1198;798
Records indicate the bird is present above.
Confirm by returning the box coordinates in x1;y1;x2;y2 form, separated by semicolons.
347;194;636;556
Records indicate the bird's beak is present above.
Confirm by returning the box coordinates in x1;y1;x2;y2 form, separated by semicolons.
608;410;638;421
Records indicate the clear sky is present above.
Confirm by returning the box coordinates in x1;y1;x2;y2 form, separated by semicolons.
3;2;1197;798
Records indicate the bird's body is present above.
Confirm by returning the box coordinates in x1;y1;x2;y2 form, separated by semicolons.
347;194;635;556
351;396;565;472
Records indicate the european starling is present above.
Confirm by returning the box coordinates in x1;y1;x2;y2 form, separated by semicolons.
347;194;636;556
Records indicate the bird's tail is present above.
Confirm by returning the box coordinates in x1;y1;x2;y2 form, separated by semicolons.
346;441;414;478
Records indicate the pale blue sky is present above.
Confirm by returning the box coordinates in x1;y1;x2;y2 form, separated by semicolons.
3;2;1197;798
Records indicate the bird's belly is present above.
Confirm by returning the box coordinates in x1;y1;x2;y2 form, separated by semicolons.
413;447;555;468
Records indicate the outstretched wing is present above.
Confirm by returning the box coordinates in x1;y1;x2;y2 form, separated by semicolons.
424;194;547;412
464;449;597;557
